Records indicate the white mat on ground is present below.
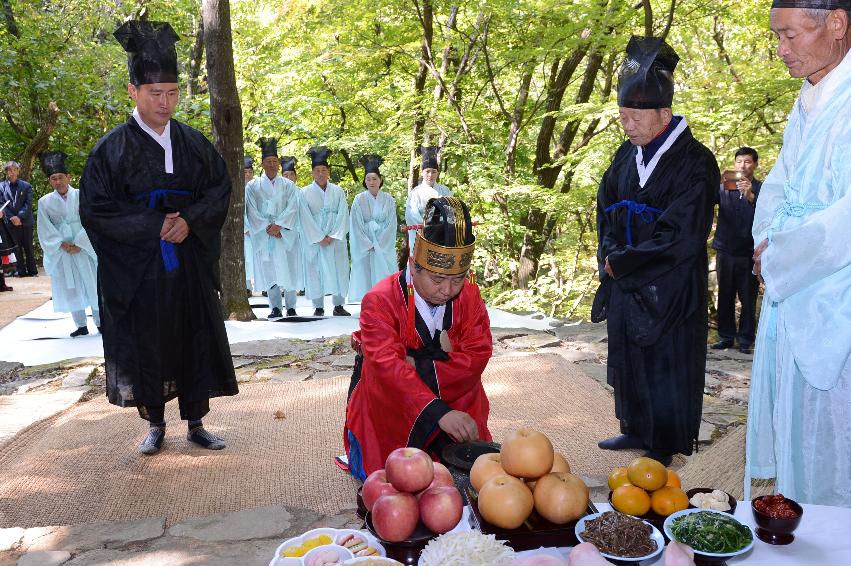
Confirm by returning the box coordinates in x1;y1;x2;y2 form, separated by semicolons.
0;296;558;366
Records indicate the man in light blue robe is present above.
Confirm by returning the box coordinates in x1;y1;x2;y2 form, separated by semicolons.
245;138;302;318
746;2;851;507
36;151;100;337
405;146;451;251
299;146;350;316
243;156;255;294
349;156;398;302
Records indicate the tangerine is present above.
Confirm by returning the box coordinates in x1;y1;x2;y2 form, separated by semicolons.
664;468;681;488
611;484;651;516
607;467;632;491
627;457;668;491
650;486;689;516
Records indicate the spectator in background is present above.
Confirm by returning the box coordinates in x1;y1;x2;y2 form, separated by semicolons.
711;147;761;354
0;161;38;277
281;156;297;183
244;156;255;295
405;146;451;252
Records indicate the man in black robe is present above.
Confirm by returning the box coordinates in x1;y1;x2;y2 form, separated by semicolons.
80;20;238;455
593;37;719;466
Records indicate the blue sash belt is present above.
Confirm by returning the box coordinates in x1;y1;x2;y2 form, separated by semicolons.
135;189;192;273
604;199;663;246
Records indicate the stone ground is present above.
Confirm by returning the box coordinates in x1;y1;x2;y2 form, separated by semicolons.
0;276;755;565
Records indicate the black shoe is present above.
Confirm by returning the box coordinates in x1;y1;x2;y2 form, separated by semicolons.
738;344;754;354
268;307;283;319
139;426;165;455
314;308;325;317
333;305;351;316
643;450;674;467
187;427;225;450
0;285;12;292
246;289;252;297
262;291;268;297
598;435;645;451
710;339;734;350
70;326;89;338
286;308;297;317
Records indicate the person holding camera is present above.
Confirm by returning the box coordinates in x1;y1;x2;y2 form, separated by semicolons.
711;147;761;354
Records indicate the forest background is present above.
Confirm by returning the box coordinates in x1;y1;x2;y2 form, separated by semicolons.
0;0;797;320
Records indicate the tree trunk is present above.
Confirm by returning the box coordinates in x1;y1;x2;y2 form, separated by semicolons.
201;0;253;321
407;0;434;192
19;101;60;181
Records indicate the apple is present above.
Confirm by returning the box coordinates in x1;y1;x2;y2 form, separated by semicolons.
371;492;419;542
416;462;454;499
385;447;434;493
418;485;463;534
362;469;400;512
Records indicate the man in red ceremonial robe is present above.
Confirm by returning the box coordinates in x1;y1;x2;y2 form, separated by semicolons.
344;196;492;480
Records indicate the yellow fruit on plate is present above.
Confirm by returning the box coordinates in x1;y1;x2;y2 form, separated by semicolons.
650;486;689;516
665;468;681;488
627;457;668;492
282;545;305;557
607;466;632;491
611;484;651;516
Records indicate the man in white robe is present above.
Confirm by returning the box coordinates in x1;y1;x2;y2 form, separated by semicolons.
281;156;297;183
243;156;255;294
36;151;100;337
405;145;451;251
746;2;851;506
246;138;302;318
299;146;350;316
349;156;398;302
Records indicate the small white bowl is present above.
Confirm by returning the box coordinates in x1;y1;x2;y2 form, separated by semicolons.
575;512;665;562
663;508;755;559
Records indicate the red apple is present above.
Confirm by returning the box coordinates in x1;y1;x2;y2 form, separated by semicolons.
416;462;455;499
371;492;419;542
362;469;400;512
418;485;463;534
385;447;434;493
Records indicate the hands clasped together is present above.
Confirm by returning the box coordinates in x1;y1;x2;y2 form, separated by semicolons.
160;212;190;244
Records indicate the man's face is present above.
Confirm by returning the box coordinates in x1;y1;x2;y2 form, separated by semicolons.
282;170;297;183
422;168;439;186
49;173;70;194
410;260;467;306
618;107;670;147
262;156;280;180
129;82;179;132
770;8;846;84
312;165;330;187
244;168;254;184
364;172;382;194
4;165;19;183
735;154;758;179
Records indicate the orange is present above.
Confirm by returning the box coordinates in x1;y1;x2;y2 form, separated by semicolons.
650;486;689;516
664;468;681;488
611;485;651;516
627;457;668;491
607;467;632;491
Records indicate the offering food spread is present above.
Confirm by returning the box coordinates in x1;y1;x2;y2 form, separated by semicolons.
752;494;800;520
665;510;754;556
578;511;658;558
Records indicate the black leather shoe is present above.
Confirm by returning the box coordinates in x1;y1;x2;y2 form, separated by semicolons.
187;427;225;450
643;450;674;467
314;308;325;317
286;308;297;317
268;307;283;319
710;339;734;350
139;426;165;455
70;326;89;338
738;344;754;354
0;285;12;292
333;305;351;316
598;435;645;451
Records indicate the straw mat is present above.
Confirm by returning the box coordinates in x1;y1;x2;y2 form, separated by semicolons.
0;352;645;528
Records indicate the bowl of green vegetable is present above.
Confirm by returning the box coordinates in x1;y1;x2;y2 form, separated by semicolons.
663;509;755;562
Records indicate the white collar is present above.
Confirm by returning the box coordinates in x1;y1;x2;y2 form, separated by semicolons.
800;49;851;117
635;115;688;188
406;268;446;339
132;108;173;173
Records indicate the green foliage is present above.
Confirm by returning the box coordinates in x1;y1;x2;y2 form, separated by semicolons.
1;0;797;319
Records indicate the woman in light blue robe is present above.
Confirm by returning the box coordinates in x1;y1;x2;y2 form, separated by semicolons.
405;146;451;250
36;154;100;337
349;156;398;302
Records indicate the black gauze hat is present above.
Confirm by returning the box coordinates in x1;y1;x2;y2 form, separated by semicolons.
257;138;279;160
280;156;297;172
413;196;475;275
244;156;254;170
39;151;69;176
617;36;679;109
420;146;440;170
308;146;331;168
114;21;180;86
360;155;383;188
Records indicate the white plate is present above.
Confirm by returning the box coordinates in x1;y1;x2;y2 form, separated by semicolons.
270;528;386;566
575;512;665;562
663;508;755;559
